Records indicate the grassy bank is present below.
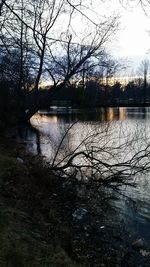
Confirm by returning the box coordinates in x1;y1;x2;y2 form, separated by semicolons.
0;136;79;267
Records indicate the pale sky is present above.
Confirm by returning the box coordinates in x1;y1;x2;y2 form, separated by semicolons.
46;0;150;77
110;2;150;69
116;8;149;54
77;1;150;70
52;0;150;66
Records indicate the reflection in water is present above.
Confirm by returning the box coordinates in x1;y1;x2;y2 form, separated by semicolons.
17;123;42;155
25;107;150;161
126;107;150;120
19;107;150;163
103;107;127;121
119;107;127;121
36;107;127;125
34;113;58;124
29;107;129;159
36;130;41;155
17;107;150;244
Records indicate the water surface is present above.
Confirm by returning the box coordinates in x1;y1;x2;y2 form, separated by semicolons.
17;107;150;245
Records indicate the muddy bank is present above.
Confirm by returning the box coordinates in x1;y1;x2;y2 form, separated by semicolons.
0;135;150;266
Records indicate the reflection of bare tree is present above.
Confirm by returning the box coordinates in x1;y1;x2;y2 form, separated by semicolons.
49;121;150;189
17;122;42;155
35;130;41;155
126;108;147;120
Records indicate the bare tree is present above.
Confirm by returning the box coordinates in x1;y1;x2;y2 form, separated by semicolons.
0;0;119;123
119;0;150;16
0;0;6;15
138;59;149;103
46;121;150;189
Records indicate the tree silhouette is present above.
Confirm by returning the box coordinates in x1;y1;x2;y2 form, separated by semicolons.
0;0;118;124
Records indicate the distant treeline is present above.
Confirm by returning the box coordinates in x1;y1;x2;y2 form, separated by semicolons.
50;79;150;107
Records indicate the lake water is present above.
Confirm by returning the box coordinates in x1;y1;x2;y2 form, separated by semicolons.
17;107;150;246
